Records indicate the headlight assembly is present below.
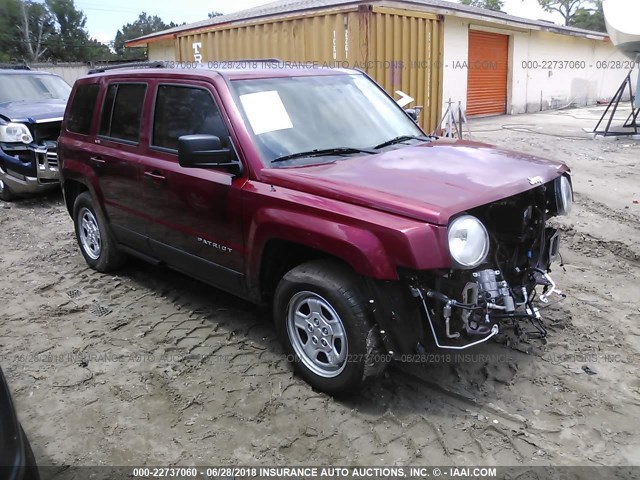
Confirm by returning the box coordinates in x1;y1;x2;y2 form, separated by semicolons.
448;215;490;269
555;175;573;216
0;123;33;144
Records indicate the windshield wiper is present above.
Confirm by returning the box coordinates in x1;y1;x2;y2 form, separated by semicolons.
271;147;376;164
374;135;431;149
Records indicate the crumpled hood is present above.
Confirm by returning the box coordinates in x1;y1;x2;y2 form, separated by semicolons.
261;140;569;225
0;99;66;123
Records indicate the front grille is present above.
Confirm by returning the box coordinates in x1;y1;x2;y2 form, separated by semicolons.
2;144;58;168
46;150;58;168
2;121;60;180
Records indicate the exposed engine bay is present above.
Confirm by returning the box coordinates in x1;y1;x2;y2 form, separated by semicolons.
412;174;573;349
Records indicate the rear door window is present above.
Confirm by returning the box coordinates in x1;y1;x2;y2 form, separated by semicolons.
152;85;230;151
67;84;99;135
98;83;146;143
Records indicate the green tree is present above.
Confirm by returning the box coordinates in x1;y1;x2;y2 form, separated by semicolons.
0;0;23;62
0;0;111;63
113;12;178;59
569;0;605;32
534;0;597;26
45;0;108;61
16;0;56;62
460;0;504;11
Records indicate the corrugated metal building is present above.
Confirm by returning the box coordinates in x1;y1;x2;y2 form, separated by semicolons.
127;0;629;129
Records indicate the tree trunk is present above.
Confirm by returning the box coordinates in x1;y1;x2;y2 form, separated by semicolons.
19;2;36;62
35;17;46;61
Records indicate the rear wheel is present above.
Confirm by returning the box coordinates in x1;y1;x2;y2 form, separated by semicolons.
0;178;14;201
274;260;386;395
73;192;125;272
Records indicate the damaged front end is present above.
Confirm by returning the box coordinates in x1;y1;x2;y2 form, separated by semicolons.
408;174;573;350
0;120;61;197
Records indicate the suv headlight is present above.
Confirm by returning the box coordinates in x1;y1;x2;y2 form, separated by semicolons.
555;175;573;216
0;123;33;144
448;215;490;269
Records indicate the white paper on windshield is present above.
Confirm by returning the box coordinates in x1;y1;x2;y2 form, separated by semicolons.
239;90;293;135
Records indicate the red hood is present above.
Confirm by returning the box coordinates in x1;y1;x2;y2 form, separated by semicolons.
260;140;569;225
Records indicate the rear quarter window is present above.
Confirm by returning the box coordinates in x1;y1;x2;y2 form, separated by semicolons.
67;84;100;135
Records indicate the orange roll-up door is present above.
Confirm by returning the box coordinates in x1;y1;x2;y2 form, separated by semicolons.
467;30;508;116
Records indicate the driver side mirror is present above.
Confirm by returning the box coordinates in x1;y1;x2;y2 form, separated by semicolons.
178;134;242;175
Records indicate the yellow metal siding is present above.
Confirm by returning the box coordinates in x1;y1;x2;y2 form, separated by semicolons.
175;7;442;130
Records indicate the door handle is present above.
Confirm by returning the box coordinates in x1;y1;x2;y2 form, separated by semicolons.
144;170;166;182
90;156;106;165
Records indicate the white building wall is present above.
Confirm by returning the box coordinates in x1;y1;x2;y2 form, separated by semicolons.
30;63;90;85
442;16;631;116
148;39;177;62
442;17;469;114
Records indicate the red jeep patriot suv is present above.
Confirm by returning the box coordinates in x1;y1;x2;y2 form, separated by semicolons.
58;62;572;395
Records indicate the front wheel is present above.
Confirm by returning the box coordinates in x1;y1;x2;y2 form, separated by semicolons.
273;260;386;396
0;178;14;201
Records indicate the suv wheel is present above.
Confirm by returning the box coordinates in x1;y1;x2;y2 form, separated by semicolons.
0;178;14;201
73;192;125;272
274;260;386;395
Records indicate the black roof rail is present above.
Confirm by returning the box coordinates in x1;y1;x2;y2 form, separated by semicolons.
88;61;166;74
0;64;31;70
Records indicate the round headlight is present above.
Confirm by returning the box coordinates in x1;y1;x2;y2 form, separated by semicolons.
556;175;573;215
448;215;490;269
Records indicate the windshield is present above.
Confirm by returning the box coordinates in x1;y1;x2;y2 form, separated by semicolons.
0;73;71;104
231;74;424;166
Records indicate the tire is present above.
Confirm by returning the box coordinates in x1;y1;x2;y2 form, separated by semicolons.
21;426;40;480
273;260;386;396
73;192;125;272
0;178;14;201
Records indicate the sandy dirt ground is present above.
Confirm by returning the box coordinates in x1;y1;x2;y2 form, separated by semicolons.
1;105;639;472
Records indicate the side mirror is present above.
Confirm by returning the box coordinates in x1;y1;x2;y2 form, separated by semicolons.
178;134;242;174
404;108;418;122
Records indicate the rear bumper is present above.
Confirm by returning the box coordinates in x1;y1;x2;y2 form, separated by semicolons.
0;145;60;195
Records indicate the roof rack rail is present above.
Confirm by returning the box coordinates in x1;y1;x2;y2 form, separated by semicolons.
88;61;166;75
0;64;31;70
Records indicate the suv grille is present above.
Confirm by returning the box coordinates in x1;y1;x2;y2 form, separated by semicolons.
46;150;58;168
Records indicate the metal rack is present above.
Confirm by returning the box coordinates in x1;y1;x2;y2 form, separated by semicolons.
593;68;639;137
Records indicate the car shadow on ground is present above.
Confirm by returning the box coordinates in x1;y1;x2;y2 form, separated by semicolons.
0;188;64;211
110;255;540;420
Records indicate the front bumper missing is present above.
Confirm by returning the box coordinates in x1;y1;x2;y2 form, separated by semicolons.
411;268;565;350
413;287;501;350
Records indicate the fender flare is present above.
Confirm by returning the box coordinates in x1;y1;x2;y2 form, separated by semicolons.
246;208;399;292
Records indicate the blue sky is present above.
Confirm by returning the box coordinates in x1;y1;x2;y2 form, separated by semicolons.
78;0;561;44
